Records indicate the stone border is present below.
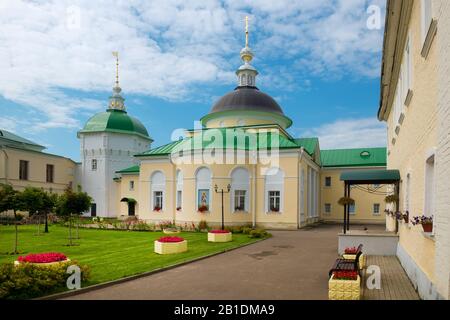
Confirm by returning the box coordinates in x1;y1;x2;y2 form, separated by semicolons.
38;237;268;300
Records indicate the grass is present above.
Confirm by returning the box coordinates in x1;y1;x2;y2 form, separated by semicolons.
0;224;262;287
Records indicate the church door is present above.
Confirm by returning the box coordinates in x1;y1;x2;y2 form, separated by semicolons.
128;202;136;216
91;203;97;217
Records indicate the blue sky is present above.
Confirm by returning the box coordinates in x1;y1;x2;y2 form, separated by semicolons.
0;0;387;161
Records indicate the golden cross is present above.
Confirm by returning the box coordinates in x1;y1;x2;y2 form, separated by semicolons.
245;16;249;47
112;51;119;86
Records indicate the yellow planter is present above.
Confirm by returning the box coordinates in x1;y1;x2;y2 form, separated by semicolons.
154;240;188;255
328;275;361;300
208;232;232;243
342;254;365;269
14;258;71;267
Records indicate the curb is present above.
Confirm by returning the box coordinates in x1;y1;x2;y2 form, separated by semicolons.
38;237;269;300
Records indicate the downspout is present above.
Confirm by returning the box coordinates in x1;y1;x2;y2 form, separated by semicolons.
298;147;305;228
252;164;257;228
0;146;9;184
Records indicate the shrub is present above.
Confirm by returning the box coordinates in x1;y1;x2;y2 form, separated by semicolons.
249;229;269;238
338;197;355;206
158;220;175;230
198;220;208;231
0;260;90;300
242;227;253;235
132;220;151;231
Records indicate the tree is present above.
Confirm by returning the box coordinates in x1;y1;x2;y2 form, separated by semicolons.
41;191;58;233
56;188;91;246
0;184;25;254
21;187;46;235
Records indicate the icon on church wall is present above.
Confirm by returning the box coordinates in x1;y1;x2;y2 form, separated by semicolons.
198;189;209;212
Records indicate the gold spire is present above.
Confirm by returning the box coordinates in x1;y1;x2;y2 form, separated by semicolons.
112;51;119;87
245;16;249;47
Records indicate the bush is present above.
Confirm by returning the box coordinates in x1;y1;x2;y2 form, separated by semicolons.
198;220;208;231
242;227;253;235
249;229;269;239
0;260;90;300
132;220;151;231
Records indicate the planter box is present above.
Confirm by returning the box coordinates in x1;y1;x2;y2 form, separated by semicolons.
14;258;71;268
154;240;187;255
208;232;232;243
328;275;361;300
342;253;366;269
163;228;181;235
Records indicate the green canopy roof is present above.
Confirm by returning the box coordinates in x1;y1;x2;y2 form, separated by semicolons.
79;110;152;141
321;148;387;168
340;169;400;184
116;165;140;174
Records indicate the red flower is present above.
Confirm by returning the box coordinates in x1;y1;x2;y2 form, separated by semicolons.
198;205;209;213
333;271;358;281
17;252;67;264
210;230;231;234
157;236;185;243
344;247;358;254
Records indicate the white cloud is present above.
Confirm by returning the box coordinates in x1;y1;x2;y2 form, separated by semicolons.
0;0;385;130
300;117;387;149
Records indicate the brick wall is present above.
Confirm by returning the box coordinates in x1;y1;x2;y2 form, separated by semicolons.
435;0;450;300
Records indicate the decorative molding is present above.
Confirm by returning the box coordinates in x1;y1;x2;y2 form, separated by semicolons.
421;19;437;59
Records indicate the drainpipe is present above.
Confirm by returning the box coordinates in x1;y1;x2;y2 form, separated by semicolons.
0;146;9;184
298;147;305;228
252;164;257;228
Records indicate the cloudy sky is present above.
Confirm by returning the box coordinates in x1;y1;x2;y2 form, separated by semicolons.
0;0;386;161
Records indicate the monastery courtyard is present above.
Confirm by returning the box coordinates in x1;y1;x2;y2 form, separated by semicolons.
61;224;419;300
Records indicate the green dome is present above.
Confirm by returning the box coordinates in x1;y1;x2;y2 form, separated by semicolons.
79;109;151;140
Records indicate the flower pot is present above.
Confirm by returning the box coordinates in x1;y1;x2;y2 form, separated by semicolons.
422;223;433;233
154;240;188;255
208;232;232;243
328;275;361;300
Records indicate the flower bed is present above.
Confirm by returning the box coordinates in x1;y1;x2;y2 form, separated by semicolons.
344;247;358;254
154;237;187;255
208;230;232;243
15;252;70;267
328;271;361;300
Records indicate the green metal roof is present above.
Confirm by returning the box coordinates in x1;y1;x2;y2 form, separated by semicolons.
321;147;387;168
116;165;140;174
78;110;152;140
340;169;400;184
136;128;308;157
0;129;45;150
294;138;319;156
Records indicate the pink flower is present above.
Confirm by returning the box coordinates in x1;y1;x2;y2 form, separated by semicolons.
157;236;185;243
17;252;67;264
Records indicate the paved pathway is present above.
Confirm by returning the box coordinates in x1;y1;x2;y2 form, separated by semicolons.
362;256;419;300
62;224;418;300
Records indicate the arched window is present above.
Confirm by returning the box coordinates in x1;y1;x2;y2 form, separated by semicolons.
176;170;183;211
265;167;284;213
247;75;252;86
196;167;211;211
151;171;165;212
241;75;246;86
231;167;250;212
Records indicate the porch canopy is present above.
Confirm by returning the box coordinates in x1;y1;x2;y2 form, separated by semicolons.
120;198;137;204
340;169;401;234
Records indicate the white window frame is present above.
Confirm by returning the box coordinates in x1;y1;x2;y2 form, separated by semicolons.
268;190;281;212
176;170;183;211
91;159;97;171
153;191;163;210
230;167;250;213
324;203;331;215
325;176;332;187
373;203;381;216
234;190;247;212
264;167;284;213
151;171;165;212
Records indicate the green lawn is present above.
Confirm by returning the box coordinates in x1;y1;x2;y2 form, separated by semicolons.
0;225;261;286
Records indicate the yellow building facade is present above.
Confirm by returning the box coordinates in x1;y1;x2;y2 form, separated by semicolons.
378;0;450;300
0;129;77;194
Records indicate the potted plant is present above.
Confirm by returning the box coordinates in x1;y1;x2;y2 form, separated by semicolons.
154;236;187;255
338;197;355;207
235;206;244;212
328;271;361;300
176;207;182;212
270;207;280;213
385;194;399;204
198;205;209;213
14;252;70;267
208;229;232;243
153;206;162;212
412;215;433;233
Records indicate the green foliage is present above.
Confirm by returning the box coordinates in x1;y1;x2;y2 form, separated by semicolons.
338;197;355;206
385;194;399;204
198;220;208;231
242;227;253;235
0;260;90;300
56;188;92;218
248;229;269;239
